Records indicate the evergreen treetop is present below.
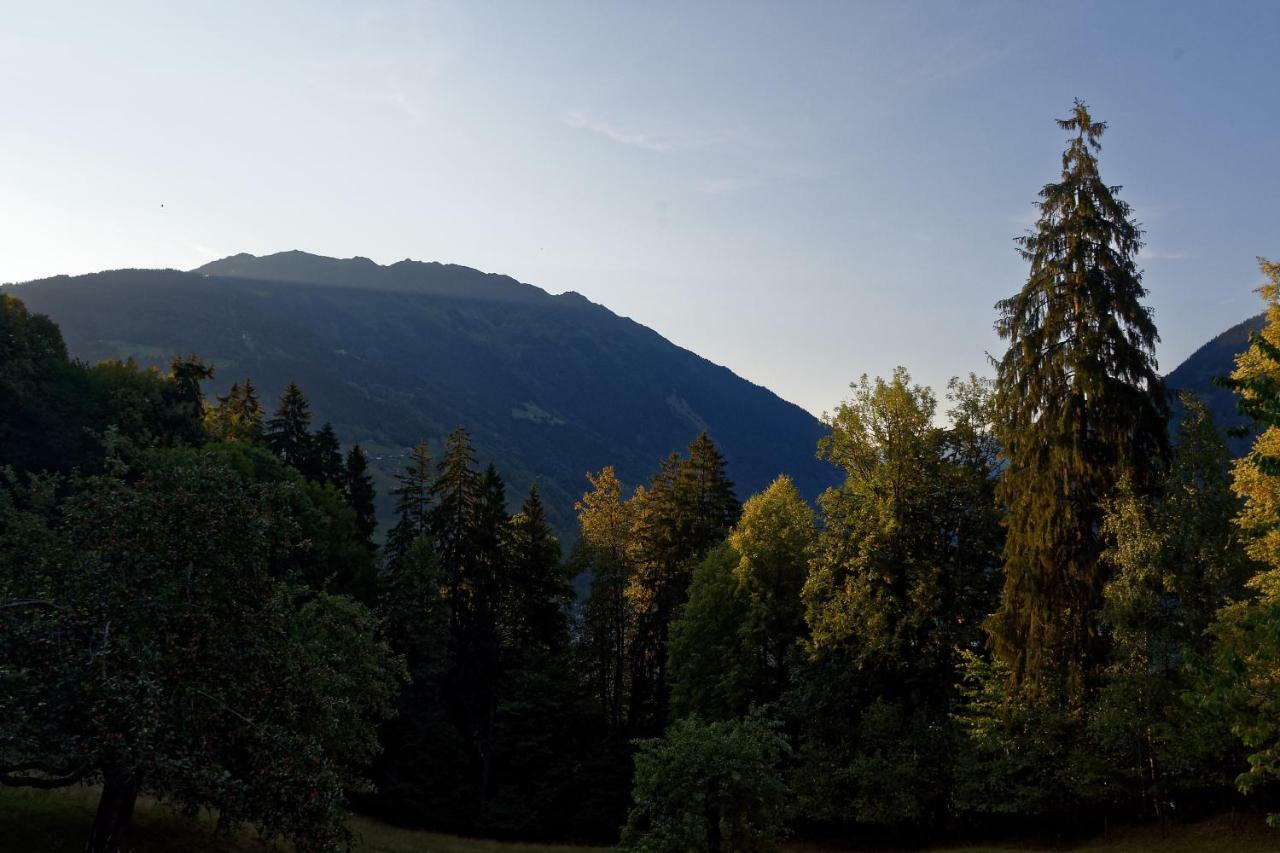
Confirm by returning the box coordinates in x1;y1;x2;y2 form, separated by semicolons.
386;441;434;568
344;443;378;548
310;422;344;485
208;379;264;444
987;100;1169;698
265;382;313;469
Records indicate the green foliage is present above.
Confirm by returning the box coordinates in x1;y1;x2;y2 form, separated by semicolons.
730;476;814;706
385;441;434;568
575;466;635;735
504;486;571;654
162;354;215;445
1090;396;1248;815
344;444;378;547
294;478;379;603
206;379;265;444
669;476;814;720
794;369;1001;828
951;652;1083;820
624;434;741;733
0;293;89;471
0;294;216;474
309;422;344;485
371;431;592;839
0;447;405;852
669;544;753;720
86;359;205;455
7;253;840;539
989;101;1169;698
620;716;790;853
1211;259;1280;826
371;536;466;822
266;382;313;470
955;396;1252;823
431;427;481;592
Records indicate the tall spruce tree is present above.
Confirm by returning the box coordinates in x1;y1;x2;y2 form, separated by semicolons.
575;466;636;734
430;427;480;628
624;435;741;732
162;354;215;445
368;536;460;824
677;432;742;550
310;422;344;485
468;464;508;824
265;382;314;470
385;441;434;568
344;444;378;548
988;101;1168;698
504;485;571;652
572;466;642;834
488;485;580;837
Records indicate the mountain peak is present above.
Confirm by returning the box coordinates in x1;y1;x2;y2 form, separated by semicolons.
194;251;550;304
5;259;837;536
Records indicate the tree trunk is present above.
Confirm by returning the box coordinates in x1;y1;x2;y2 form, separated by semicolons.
85;766;139;853
704;779;722;853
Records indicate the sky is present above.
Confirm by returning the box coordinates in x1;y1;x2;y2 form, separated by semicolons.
1;1;1277;417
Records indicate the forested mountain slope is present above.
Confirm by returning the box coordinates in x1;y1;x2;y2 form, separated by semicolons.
3;251;835;534
1165;311;1265;455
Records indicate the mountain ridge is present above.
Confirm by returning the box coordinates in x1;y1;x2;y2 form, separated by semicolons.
1165;311;1264;454
3;251;837;536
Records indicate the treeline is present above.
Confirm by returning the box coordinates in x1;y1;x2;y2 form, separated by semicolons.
4;98;1280;853
0;302;403;853
0;300;738;847
603;102;1280;850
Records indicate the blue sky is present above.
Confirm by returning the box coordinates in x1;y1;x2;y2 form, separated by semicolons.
1;1;1277;416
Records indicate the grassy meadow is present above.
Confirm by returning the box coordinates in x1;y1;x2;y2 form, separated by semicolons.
2;786;1274;853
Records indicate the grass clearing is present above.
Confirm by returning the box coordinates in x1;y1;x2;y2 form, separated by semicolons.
0;786;603;853
1;786;1275;852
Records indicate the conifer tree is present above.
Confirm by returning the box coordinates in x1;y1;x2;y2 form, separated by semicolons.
504;485;570;652
576;466;636;734
166;354;214;420
162;354;215;444
668;543;752;721
488;485;585;838
471;463;509;624
370;536;459;821
1091;394;1248;817
265;382;314;470
430;427;480;627
468;464;508;822
385;441;434;568
310;422;344;485
207;379;264;444
678;432;742;550
988;101;1169;698
627;436;741;732
344;444;378;548
666;472;815;720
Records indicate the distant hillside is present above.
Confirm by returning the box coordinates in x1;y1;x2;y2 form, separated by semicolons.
3;252;837;536
1165;312;1264;456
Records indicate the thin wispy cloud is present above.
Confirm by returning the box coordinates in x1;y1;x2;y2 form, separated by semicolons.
562;110;679;153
